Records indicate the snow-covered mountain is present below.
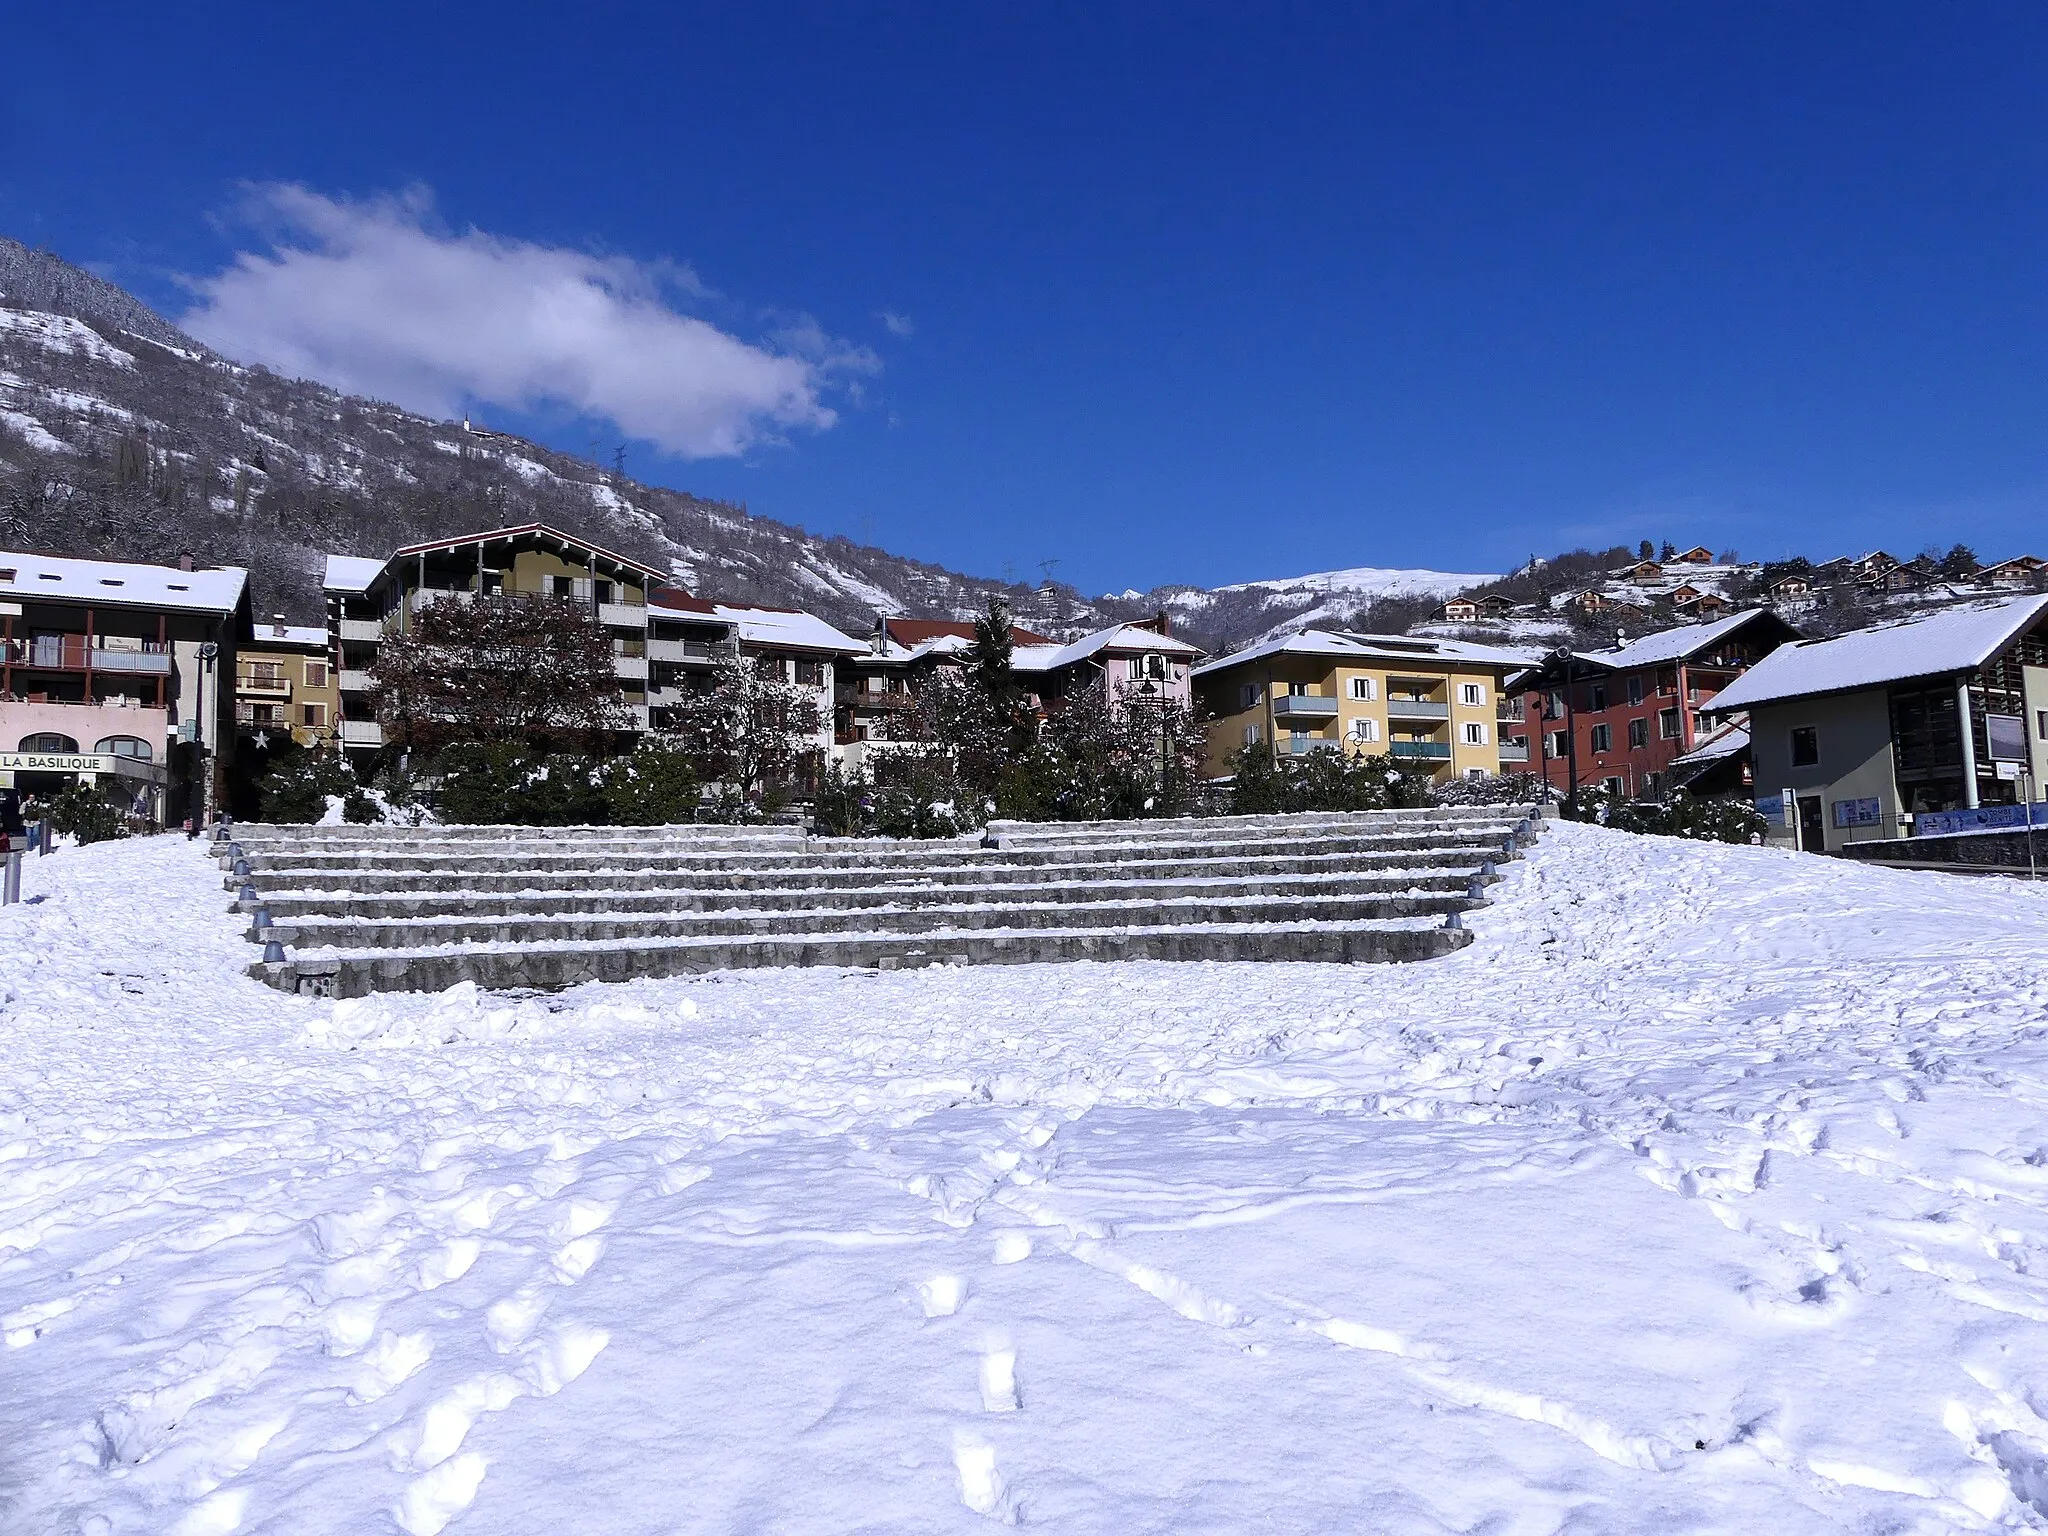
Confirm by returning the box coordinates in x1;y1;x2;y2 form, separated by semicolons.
0;234;1490;650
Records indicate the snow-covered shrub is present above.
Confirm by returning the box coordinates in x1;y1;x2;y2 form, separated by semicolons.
593;742;701;825
258;748;362;824
41;782;126;844
1433;772;1553;807
1226;745;1434;814
434;745;608;826
1602;787;1767;844
810;763;976;839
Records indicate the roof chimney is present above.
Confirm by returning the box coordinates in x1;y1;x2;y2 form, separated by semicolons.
178;550;194;572
272;612;288;637
1154;607;1172;637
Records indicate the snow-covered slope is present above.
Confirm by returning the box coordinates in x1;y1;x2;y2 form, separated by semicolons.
7;826;2048;1532
1212;562;1496;601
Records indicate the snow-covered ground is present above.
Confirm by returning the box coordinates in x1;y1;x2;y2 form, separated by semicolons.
7;827;2048;1533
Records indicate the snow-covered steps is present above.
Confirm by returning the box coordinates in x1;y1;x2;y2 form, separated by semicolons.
230;806;1544;994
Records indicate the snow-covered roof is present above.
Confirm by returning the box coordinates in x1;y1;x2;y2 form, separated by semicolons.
1708;595;2048;712
1670;720;1750;767
323;554;384;594
713;604;868;656
0;549;247;615
248;622;328;651
1193;628;1537;678
1569;608;1784;671
1011;623;1204;674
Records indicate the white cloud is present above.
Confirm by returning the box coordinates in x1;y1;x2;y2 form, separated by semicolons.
180;185;870;458
879;310;915;337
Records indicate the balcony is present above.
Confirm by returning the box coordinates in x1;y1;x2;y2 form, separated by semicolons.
5;638;173;675
1498;741;1530;763
338;669;374;693
236;673;292;699
612;654;649;681
338;719;386;748
647;636;737;664
1272;693;1340;719
1280;736;1336;755
1385;698;1450;720
337;618;382;643
1390;740;1453;761
598;601;649;629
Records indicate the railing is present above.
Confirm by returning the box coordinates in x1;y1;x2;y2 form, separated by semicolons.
1281;736;1335;754
338;669;373;693
1272;694;1340;718
338;719;386;747
337;618;382;642
1390;740;1453;760
646;637;738;663
597;601;649;628
1498;741;1529;762
5;638;173;674
612;655;649;681
236;672;292;698
1385;698;1450;719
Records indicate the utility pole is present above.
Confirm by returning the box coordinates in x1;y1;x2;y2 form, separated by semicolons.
1550;646;1580;819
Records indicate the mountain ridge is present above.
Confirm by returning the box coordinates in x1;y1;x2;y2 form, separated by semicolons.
0;235;1482;650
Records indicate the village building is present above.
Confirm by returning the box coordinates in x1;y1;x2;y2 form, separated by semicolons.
1512;607;1800;801
322;523;671;766
235;617;339;751
1192;630;1533;782
1705;594;2048;852
1671;545;1718;564
0;549;249;827
1980;555;2047;588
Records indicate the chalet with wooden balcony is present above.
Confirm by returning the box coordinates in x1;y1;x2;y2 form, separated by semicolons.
0;549;250;827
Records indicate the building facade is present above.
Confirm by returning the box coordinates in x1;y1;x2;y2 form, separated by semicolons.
1192;631;1532;782
0;550;248;827
235;619;340;750
1707;595;2048;852
1512;608;1799;801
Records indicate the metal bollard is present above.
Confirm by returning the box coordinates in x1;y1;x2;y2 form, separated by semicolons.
1479;858;1497;878
232;858;251;878
37;818;53;856
2;850;20;905
261;939;287;964
1443;908;1463;931
1466;878;1485;900
251;905;273;931
238;883;260;903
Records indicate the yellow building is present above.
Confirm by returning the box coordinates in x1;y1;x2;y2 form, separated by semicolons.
1192;630;1535;782
235;619;341;749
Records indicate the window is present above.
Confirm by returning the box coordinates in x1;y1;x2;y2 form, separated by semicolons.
1626;676;1645;706
1349;676;1377;701
243;661;284;687
1459;682;1485;707
1546;730;1568;758
302;703;327;729
1628;718;1648;749
1589;723;1612;752
1239;683;1261;709
793;659;825;686
1790;726;1819;767
1465;767;1485;781
1349;717;1379;744
2039;709;2048;740
1461;721;1488;746
1603;776;1626;797
305;661;328;688
1288;681;1312;696
94;735;151;760
1588;684;1608;711
1658;708;1681;740
1545;691;1564;719
250;704;276;726
1127;654;1166;681
18;732;78;753
1243;723;1262;746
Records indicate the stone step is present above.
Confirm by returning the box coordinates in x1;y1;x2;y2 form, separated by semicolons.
241;866;1495;922
254;918;1473;997
266;889;1482;951
222;822;809;846
234;845;1515;897
232;824;1525;876
978;805;1542;847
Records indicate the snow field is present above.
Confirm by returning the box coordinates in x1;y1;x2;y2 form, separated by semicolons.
5;825;2048;1530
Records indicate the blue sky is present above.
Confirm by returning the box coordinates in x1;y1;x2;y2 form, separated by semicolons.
5;4;2046;593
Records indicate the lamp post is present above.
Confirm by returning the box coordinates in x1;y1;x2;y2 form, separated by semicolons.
1547;646;1581;819
1136;676;1169;802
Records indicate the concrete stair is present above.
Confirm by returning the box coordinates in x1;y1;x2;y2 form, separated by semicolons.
223;806;1544;996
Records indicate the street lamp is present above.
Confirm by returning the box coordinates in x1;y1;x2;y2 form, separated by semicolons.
1546;645;1581;820
1136;676;1170;800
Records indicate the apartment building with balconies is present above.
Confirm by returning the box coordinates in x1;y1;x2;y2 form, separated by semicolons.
1192;630;1535;782
0;549;250;826
321;523;670;764
235;618;340;750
